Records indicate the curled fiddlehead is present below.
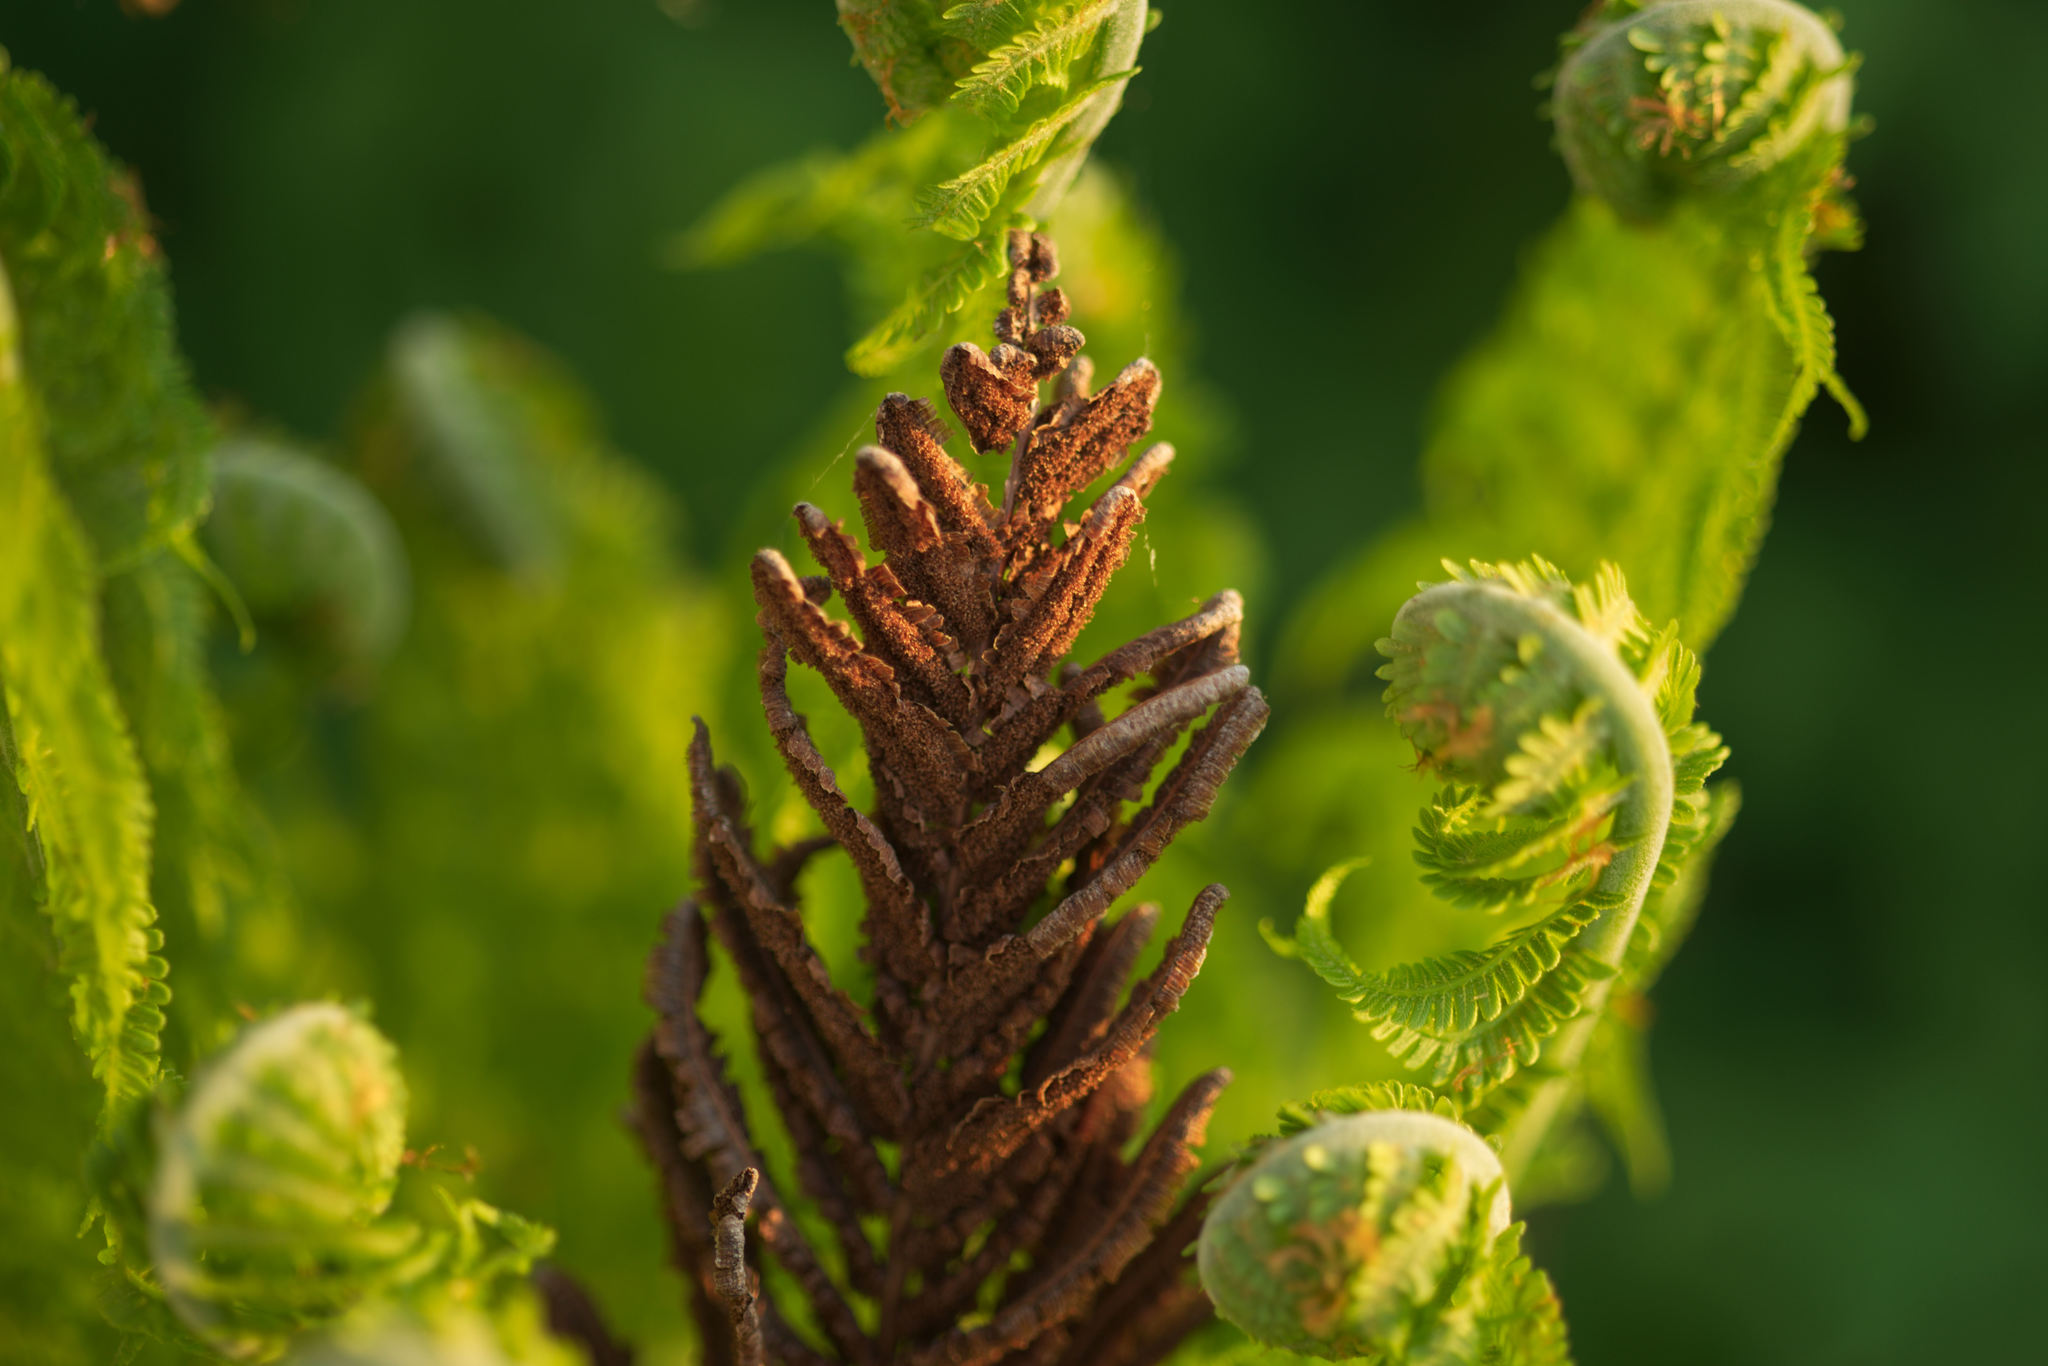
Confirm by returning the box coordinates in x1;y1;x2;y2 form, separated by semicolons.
1553;0;1855;220
204;437;412;690
1246;560;1731;1359
1198;1104;1566;1365
146;1003;555;1361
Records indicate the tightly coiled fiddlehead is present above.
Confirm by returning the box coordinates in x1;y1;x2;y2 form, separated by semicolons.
145;1003;554;1361
1553;0;1855;220
1198;1110;1515;1363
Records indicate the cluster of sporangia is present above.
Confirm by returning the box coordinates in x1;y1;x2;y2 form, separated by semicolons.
628;231;1267;1366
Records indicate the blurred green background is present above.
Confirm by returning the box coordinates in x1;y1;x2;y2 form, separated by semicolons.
6;1;2045;1363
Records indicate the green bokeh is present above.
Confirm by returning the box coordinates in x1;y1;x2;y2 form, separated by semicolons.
5;2;2043;1363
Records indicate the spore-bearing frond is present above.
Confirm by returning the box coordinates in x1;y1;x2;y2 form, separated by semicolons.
637;228;1263;1365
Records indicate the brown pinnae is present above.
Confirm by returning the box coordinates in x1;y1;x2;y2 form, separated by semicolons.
635;233;1263;1366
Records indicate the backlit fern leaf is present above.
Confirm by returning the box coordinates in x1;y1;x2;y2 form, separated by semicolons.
846;230;1010;374
1265;860;1610;1093
1414;780;1630;913
0;331;167;1121
1763;157;1867;445
954;0;1116;116
0;54;212;570
913;71;1130;239
1352;914;1612;1091
1492;702;1605;816
1468;1223;1573;1366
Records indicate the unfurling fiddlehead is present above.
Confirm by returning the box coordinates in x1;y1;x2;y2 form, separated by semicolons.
144;1003;555;1362
1235;560;1732;1361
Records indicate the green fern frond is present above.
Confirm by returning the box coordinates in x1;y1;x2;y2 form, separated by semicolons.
386;315;565;572
1763;149;1868;442
1466;1222;1574;1365
98;549;297;1061
669;115;959;270
912;70;1131;239
1491;701;1607;816
1351;918;1614;1092
1361;560;1737;1175
204;437;412;685
953;0;1116;116
0;53;213;571
1417;155;1861;652
845;230;1011;374
1264;858;1612;1093
0;270;166;1123
1413;780;1630;913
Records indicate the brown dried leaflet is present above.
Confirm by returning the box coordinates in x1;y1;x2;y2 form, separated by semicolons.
632;230;1266;1366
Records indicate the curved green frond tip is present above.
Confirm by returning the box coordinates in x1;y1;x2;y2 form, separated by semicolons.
204;437;412;687
385;314;565;573
149;1003;558;1360
1264;562;1729;1110
1553;0;1855;220
0;50;213;569
1277;1081;1464;1136
1199;1111;1568;1364
150;1003;411;1359
1359;560;1728;1181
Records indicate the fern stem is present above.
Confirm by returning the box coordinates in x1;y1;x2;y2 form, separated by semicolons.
1401;579;1676;1180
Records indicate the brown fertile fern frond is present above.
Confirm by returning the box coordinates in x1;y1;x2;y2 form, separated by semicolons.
635;229;1266;1366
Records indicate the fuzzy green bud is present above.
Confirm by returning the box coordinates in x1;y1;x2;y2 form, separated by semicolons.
1197;1111;1512;1362
1553;0;1854;218
150;1003;419;1360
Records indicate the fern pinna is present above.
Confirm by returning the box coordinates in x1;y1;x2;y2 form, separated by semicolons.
633;228;1265;1366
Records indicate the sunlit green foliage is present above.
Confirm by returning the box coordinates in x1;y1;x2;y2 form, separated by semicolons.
1201;3;1865;1359
0;52;211;569
688;0;1150;372
1;61;567;1366
1236;0;1862;1164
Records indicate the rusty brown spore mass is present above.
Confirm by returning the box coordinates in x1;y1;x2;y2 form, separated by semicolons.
633;228;1268;1366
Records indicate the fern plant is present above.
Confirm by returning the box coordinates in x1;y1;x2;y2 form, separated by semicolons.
2;1;1878;1362
1211;2;1867;1358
